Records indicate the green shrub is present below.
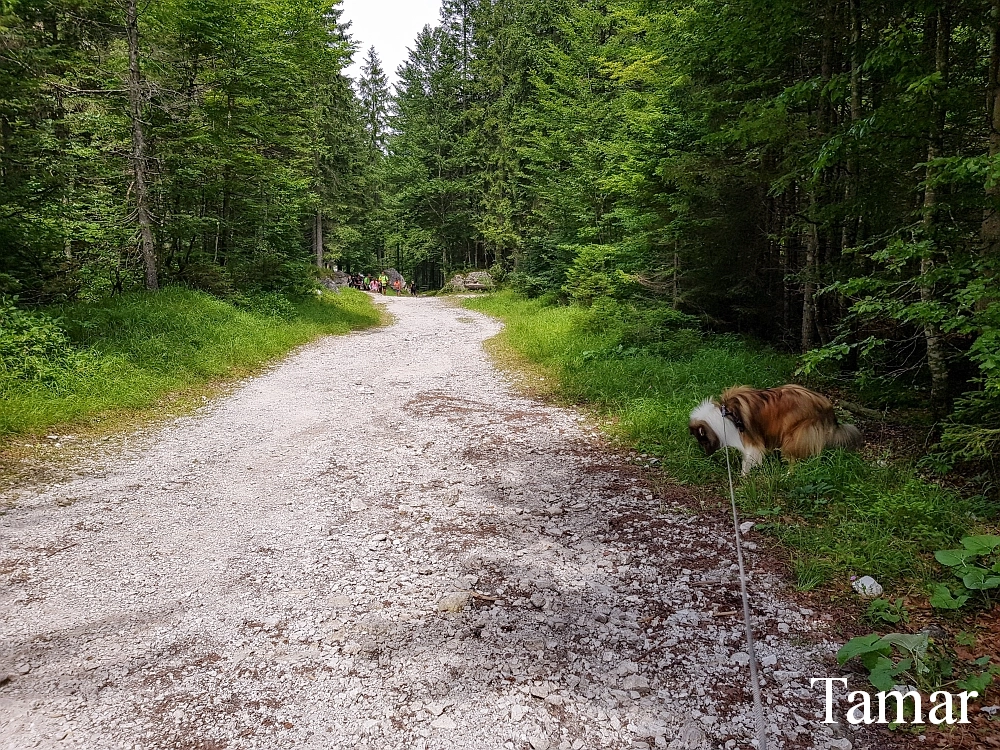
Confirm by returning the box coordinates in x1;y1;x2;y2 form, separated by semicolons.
0;298;87;386
175;262;234;297
229;254;317;297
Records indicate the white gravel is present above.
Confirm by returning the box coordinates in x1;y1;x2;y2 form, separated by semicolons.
0;295;875;749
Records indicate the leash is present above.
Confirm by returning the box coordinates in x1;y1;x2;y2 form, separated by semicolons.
720;409;769;750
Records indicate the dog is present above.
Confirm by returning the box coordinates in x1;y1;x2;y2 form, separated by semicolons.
688;385;862;475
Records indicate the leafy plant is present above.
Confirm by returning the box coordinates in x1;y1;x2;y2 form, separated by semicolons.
838;632;941;692
840;630;999;703
866;598;910;625
932;535;1000;609
0;297;89;388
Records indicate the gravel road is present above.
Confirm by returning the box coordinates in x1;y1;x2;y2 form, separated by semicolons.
1;295;873;750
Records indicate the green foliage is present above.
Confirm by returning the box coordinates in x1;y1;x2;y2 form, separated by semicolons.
866;598;910;626
0;0;371;303
0;288;379;438
373;0;1000;499
839;631;999;698
739;449;990;587
837;632;940;693
931;536;1000;610
0;298;89;387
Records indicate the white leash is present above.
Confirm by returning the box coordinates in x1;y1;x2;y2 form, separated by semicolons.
720;413;769;750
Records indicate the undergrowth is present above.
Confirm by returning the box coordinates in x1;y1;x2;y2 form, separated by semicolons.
0;287;380;438
466;291;993;594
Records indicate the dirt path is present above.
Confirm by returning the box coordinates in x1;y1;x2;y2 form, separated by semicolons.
1;296;868;750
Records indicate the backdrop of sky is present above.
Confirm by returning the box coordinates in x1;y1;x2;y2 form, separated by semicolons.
340;0;443;88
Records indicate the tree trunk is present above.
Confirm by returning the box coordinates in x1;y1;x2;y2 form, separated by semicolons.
803;4;834;353
842;0;863;252
125;0;158;291
921;2;951;408
802;211;819;353
672;243;680;311
314;209;324;268
983;0;1000;262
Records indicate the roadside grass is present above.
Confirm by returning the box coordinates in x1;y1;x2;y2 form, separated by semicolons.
466;291;994;594
0;287;381;439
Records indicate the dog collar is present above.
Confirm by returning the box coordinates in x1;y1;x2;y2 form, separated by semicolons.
720;405;746;433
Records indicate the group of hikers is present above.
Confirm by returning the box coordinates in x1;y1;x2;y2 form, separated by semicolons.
348;272;415;296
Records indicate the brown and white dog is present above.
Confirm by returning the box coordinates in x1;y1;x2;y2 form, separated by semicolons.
689;385;862;475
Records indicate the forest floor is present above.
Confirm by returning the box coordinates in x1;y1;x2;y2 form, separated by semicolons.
0;295;900;750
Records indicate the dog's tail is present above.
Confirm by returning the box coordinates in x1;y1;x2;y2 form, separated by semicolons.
826;423;862;451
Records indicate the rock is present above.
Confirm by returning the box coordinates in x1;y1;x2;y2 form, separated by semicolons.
622;675;650;695
530;593;546;609
320;271;351;290
15;663;30;676
464;271;494;291
730;652;750;666
511;705;530;721
431;716;458;730
437;592;471;613
528;735;550;750
761;654;778;667
851;576;883;597
529;684;551;699
827;740;852;750
739;521;755;535
667;723;708;749
446;271;494;292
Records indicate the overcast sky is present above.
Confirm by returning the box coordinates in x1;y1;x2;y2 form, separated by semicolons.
340;0;442;88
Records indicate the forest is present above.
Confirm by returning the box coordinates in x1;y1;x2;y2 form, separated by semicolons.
2;0;999;481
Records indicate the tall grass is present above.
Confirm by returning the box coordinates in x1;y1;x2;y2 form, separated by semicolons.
467;291;994;592
0;287;380;438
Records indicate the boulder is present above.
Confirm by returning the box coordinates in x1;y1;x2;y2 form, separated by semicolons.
464;271;494;290
446;271;494;292
320;271;351;290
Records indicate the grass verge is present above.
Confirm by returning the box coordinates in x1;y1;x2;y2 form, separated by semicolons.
465;291;996;595
0;287;381;439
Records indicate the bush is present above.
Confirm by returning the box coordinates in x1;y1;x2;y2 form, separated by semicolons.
229;254;317;297
505;270;561;299
0;298;87;387
579;298;703;354
176;262;234;297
